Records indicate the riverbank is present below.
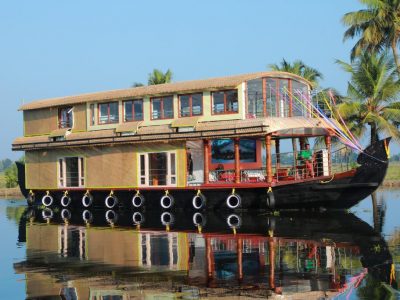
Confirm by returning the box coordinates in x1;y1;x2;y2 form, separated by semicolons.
0;188;23;199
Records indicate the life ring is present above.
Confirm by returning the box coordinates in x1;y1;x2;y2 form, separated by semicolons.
226;193;241;209
60;195;72;207
192;212;207;227
105;195;118;209
82;210;93;223
42;208;54;220
160;194;174;209
42;193;54;207
226;214;242;228
161;212;174;226
266;192;275;210
132;212;145;225
61;208;71;220
132;193;145;208
192;193;206;210
105;210;118;224
82;192;93;208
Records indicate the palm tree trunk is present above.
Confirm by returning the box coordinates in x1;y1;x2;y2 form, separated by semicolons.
391;39;400;74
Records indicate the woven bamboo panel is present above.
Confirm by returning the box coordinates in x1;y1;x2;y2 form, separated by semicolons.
23;108;58;136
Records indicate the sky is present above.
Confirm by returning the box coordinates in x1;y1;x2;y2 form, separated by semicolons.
1;0;396;160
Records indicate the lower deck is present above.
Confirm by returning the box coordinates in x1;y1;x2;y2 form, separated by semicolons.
24;135;348;192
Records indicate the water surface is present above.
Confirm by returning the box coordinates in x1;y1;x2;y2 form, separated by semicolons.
1;189;400;299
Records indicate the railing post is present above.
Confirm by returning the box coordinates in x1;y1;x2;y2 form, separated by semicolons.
204;139;210;184
275;139;280;171
234;138;240;183
266;134;273;183
325;135;332;175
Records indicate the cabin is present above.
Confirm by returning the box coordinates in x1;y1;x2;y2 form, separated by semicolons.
13;71;335;192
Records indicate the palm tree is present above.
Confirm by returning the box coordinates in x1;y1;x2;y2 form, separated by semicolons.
268;59;323;88
342;0;400;71
336;51;400;145
147;69;173;85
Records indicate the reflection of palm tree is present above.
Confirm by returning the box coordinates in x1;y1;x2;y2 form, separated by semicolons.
372;192;387;233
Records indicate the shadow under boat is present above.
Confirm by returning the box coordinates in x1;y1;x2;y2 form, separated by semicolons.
15;208;396;299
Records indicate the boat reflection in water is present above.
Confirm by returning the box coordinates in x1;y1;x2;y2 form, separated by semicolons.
15;208;395;299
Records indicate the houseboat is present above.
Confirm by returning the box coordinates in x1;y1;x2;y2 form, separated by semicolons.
12;71;390;210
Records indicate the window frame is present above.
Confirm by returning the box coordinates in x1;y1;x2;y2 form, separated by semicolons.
58;156;85;188
97;101;119;125
123;99;144;122
58;106;74;129
150;96;174;120
138;151;177;187
178;93;203;118
211;89;239;115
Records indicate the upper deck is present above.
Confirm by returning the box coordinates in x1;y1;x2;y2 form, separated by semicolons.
14;71;326;151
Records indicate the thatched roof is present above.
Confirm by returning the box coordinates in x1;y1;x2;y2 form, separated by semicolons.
19;71;311;111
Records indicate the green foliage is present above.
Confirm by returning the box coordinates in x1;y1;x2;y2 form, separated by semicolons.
147;68;173;85
342;0;400;70
4;164;18;188
131;82;145;88
268;58;323;88
0;158;12;172
336;51;400;144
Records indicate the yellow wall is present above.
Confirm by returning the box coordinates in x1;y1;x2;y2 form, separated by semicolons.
24;104;87;137
25;142;187;189
72;104;87;132
24;108;58;136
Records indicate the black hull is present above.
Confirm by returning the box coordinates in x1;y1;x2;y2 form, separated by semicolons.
17;138;390;210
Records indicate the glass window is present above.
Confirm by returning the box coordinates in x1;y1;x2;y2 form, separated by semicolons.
279;79;290;117
58;107;73;128
124;99;143;122
247;79;264;118
98;102;119;124
139;152;177;186
179;93;203;117
212;90;238;114
151;96;173;120
266;79;278;117
58;157;84;187
292;80;309;117
211;139;256;164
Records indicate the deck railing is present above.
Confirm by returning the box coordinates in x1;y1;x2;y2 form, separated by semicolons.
271;148;330;182
191;146;359;185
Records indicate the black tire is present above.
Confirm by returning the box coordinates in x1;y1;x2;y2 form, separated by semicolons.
266;192;275;210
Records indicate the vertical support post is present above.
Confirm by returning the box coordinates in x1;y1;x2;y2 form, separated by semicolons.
275;139;280;171
266;134;273;183
234;138;240;183
205;236;215;286
292;137;298;171
268;238;276;290
237;238;243;282
325;134;332;175
204;139;210;184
